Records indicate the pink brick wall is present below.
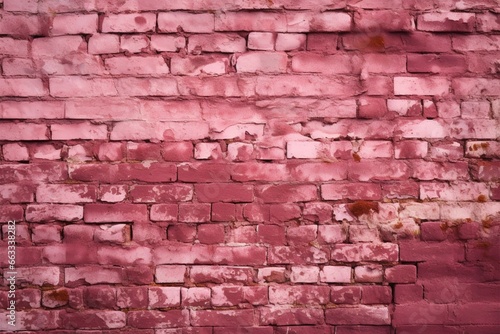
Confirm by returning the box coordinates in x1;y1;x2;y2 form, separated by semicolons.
0;0;499;332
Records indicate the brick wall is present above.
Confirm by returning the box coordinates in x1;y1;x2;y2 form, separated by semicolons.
0;0;499;333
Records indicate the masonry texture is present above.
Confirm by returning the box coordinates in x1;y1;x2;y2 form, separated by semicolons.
0;0;499;333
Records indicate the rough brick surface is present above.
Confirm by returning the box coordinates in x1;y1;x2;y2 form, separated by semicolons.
0;1;498;333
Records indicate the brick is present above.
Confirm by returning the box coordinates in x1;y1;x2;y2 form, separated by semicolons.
418;12;475;32
32;225;62;243
168;224;196;243
461;101;491;119
321;183;382;200
84;204;147;223
248;32;275;51
191;266;254;284
178;203;211;222
51;122;108;141
51;13;98;36
50;77;116;98
188;33;246;53
466;141;500;158
477;12;500;32
195;183;253;203
194;143;222;160
2;58;35;76
408;54;467;74
393;302;449;326
128;310;188;328
320;266;351;283
213;286;267;306
453;35;500;51
26;204;82;222
256;75;362;97
61;310;126;330
364;76;392;95
362;54;406;73
385;265;417;283
291;54;352;74
102;13;156;33
269;286;329;305
453;78;500;96
394;76;450;96
0;78;46;97
349;0;403;8
400;241;464;262
150;204;178;222
396;119;447;138
420;182;489;201
303;12;352;32
395;140;428;159
65;266;123;286
236;52;288;73
361;286;392;304
355;10;413;31
3;0;39;13
36;184;96;204
212;202;237;221
182;287;211;307
354;264;384;283
119;34;149;53
394;284;423;304
0;13;43;36
116;287;148;309
359;97;390;118
198;224;225;244
318;225;347;243
130;184;192;203
307;33;338;52
155;265;186;284
70;162;176;183
275;33;306;51
158;12;214;33
105;56;169;76
191;310;254;327
0;37;29;57
179;163;230;182
215;12;287;32
256;184;318;203
0;184;35;203
171;55;228;76
65;98;140;120
151;35;186;52
260;307;324;325
88;34;120;54
326;306;390;325
149;287;181;308
331;243;398;262
32;36;85;58
348;160;410;181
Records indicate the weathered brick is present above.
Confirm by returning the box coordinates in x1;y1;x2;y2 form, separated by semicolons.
215;12;287;32
51;13;98;36
0;78;46;97
171;55;228;76
102;13;156;33
355;10;414;32
188;33;246;53
418;12;475;32
158;12;214;33
105;56;169;76
237;52;288;73
292;53;352;74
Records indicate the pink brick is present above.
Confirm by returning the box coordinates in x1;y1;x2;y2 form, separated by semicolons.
349;0;403;8
322;183;382;200
355;10;413;31
155;265;186;283
318;225;347;243
36;184;96;204
349;225;380;243
94;224;130;243
453;35;500;51
307;33;338;52
188;33;246;53
198;224;225;244
183;287;211;307
395;140;428;159
363;54;406;73
32;36;85;58
260;307;324;326
256;75;362;97
385;265;417;283
364;76;392;96
0;13;42;36
111;121;209;141
418;12;475;32
408;54;467;74
306;12;352;32
355;265;384;283
256;184;318;203
0;37;29;56
66;98;140;120
477;12;500;32
117;287;148;309
466;141;500;158
51;13;98;36
269;285;328;305
171;55;228;75
163;142;194;161
127;310;188;329
0;78;46;97
359;97;390;118
290;266;320;283
151;35;186;52
215;12;287;32
84;204;148;223
361;286;392;304
396;119;447;138
235;52;287;73
461;101;491;119
26;204;83;222
2;58;36;76
326;305;390;325
320;266;352;283
102;13;156;33
437;100;461;118
149;287;181;308
120;35;149;53
28;144;60;161
150;204;178;222
178;203;211;222
50;77;117;97
3;0;39;13
105;56;169;75
248;32;275;50
190;265;254;284
2;143;29;161
292;53;352;74
420;182;489;201
51;122;107;140
158;12;214;33
88;34;120;54
452;78;500;96
15;267;62;286
0;123;48;141
275;33;306;51
394;76;450;96
348;160;410;181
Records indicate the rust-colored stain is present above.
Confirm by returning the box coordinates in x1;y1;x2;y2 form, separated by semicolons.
47;289;69;302
367;35;385;50
477;194;487;202
352;152;361;162
348;201;379;217
482;218;492;229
